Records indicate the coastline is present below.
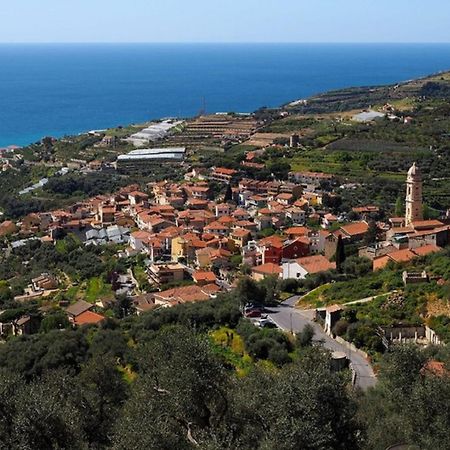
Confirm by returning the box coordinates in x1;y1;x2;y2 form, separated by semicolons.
2;43;450;148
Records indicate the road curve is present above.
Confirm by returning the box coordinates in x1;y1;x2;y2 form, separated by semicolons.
267;296;377;390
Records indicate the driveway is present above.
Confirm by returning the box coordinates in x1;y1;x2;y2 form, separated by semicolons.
267;296;377;390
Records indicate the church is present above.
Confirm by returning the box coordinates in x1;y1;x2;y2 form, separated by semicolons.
369;163;450;270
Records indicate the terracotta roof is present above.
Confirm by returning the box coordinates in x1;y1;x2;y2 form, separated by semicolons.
259;235;284;248
217;215;235;224
213;167;237;176
412;244;441;257
387;248;417;263
352;206;379;213
128;191;148;198
192;271;217;283
232;228;251;238
204;221;229;231
252;263;282;275
413;225;450;238
131;230;152;240
155;285;217;304
74;310;105;326
276;193;293;200
295;255;336;274
340;221;369;237
285;226;309;236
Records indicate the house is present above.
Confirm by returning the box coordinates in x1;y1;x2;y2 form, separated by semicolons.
231;228;251;248
282;255;336;280
251;263;282;281
153;284;220;306
352;205;379;220
136;212;173;233
210;167;238;183
148;263;186;285
289;171;334;187
130;230;153;252
196;247;232;268
184;184;211;200
215;203;233;217
373;244;441;271
171;235;207;262
31;273;58;292
132;293;158;315
276;193;294;206
285;207;306;225
282;237;310;260
13;315;39;335
257;235;284;265
98;204;116;225
192;271;217;286
73;310;106;326
204;221;230;237
409;225;450;249
339;221;369;242
285;226;309;239
128;191;149;206
66;300;94;322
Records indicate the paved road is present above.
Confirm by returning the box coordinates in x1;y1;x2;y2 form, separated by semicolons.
267;296;377;390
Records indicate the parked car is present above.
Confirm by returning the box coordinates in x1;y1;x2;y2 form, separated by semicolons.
244;309;262;318
255;318;277;328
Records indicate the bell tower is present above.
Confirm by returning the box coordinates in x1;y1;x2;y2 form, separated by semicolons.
405;162;423;225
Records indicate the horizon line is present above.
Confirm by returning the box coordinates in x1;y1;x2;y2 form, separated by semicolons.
1;41;450;45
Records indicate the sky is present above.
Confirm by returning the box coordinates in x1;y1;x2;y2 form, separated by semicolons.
1;0;450;43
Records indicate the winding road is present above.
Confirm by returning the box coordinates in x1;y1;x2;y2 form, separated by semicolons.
267;296;377;390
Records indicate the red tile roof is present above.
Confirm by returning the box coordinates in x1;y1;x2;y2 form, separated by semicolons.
74;310;105;326
340;221;369;237
296;255;336;274
252;263;282;275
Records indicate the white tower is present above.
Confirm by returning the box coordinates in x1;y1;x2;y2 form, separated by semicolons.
405;162;423;226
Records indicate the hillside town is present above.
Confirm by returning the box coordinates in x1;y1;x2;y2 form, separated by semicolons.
1;139;449;348
1;66;450;450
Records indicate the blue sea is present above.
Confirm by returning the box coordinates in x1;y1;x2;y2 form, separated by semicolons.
2;43;450;147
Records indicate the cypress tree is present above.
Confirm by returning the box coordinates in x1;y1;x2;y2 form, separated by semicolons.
335;235;346;273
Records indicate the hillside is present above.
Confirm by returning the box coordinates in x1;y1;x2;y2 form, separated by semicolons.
286;70;450;114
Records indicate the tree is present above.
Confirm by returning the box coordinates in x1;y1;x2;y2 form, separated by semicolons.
224;183;233;202
113;294;135;319
395;196;404;217
296;324;315;347
39;312;70;333
233;353;360;450
335;235;346;273
78;357;128;448
0;370;86;449
363;220;378;246
113;326;230;449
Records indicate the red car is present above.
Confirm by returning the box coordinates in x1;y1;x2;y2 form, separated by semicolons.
244;309;262;318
